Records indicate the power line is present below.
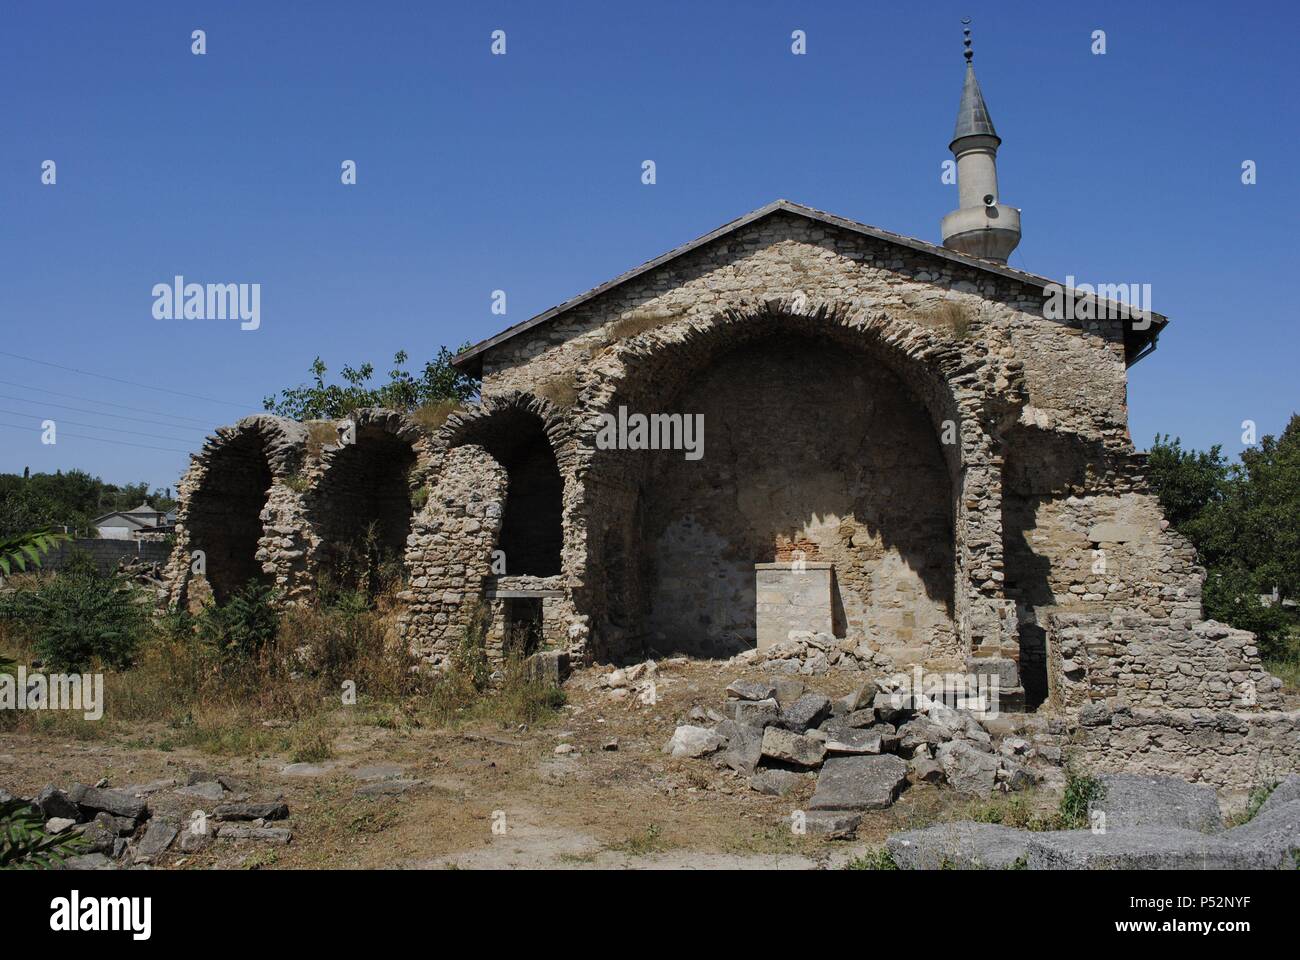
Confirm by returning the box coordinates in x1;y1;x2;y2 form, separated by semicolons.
0;408;200;445
0;392;209;434
0;350;252;410
0;378;215;427
0;420;194;454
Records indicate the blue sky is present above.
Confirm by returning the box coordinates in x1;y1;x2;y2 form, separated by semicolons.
3;0;1296;491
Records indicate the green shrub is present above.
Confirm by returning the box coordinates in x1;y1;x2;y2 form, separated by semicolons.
0;571;146;671
844;847;898;870
1;799;88;869
197;581;280;659
1203;566;1293;660
1059;770;1105;829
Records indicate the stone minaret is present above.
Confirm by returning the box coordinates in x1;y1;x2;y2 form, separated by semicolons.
941;21;1021;263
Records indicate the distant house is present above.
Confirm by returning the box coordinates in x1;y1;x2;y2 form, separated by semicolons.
92;502;175;540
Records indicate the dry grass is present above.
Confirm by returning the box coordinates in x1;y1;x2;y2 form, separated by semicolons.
305;421;338;458
535;373;579;409
608;309;682;342
410;399;463;433
913;300;974;339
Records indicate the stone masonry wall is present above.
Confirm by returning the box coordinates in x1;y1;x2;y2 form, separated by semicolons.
397;445;506;669
1072;702;1300;792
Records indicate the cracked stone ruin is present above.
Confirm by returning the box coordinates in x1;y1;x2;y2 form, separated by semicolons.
164;66;1297;816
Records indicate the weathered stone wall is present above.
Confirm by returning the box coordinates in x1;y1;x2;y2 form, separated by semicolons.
397;445;506;668
1046;610;1282;711
1072;703;1300;791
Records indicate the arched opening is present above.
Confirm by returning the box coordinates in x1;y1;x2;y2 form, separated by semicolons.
580;304;977;663
186;431;273;604
313;427;418;596
633;334;954;658
447;404;563;577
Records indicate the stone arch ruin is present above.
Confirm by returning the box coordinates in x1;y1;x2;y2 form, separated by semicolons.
167;416;306;607
307;409;423;595
165;200;1294;788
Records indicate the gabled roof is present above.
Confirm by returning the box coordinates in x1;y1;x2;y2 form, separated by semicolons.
452;200;1167;376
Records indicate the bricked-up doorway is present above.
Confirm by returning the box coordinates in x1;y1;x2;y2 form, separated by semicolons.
185;430;273;604
313;427;418;596
631;334;956;659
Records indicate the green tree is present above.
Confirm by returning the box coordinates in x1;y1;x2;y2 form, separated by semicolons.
262;347;478;420
1147;416;1300;660
1145;435;1229;528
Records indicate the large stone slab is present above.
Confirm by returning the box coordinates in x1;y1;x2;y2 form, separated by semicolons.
1093;774;1223;833
808;755;907;811
823;728;884;756
887;822;1033;870
1025;828;1264;870
1225;797;1300;869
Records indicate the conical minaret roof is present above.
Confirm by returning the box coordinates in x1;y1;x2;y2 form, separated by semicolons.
951;62;999;146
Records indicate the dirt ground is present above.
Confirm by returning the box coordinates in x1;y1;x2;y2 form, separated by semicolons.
0;658;1064;870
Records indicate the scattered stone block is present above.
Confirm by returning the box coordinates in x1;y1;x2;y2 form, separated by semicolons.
800;810;862;839
133;821;179;863
35;785;80;822
749;769;807;797
726;680;776;702
662;725;725;758
716;720;764;775
64;853;115;870
936;741;999;795
771;678;805;704
728;698;781;727
524;650;570;686
760;727;826;768
176;781;225;803
74;785;147;822
824;728;884;756
808;755;908;811
780;693;832;733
